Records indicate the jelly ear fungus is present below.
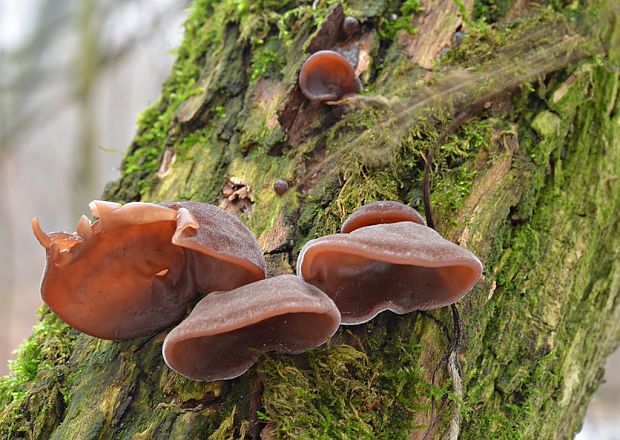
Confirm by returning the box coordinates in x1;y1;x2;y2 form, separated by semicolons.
297;202;482;324
298;50;362;102
340;200;426;233
32;200;265;340
162;275;341;382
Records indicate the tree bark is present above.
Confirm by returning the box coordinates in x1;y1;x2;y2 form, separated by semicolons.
2;0;620;439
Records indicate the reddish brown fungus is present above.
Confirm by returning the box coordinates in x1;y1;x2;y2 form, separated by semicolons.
341;201;426;233
298;50;362;102
297;212;482;324
32;200;265;340
273;179;289;195
163;201;265;291
162;275;341;382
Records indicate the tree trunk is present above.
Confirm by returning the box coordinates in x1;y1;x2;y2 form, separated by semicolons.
2;0;619;439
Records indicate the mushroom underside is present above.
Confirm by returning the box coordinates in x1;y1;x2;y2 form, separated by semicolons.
303;71;361;101
42;221;196;340
187;251;266;293
302;251;480;324
299;50;361;101
164;311;337;381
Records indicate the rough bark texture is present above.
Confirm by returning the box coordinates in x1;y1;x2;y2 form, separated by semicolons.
2;0;619;439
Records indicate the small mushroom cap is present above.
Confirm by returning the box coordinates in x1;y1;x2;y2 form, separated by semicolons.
273;179;289;196
297;222;483;324
341;201;425;233
32;201;265;340
342;16;360;37
299;50;362;102
162;275;341;382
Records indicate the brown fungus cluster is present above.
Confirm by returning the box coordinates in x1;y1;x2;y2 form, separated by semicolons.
34;200;482;382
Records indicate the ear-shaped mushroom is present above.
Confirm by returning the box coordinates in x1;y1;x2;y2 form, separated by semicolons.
162;275;341;382
299;50;362;102
297;203;482;324
341;201;426;233
32;201;265;340
162;201;265;292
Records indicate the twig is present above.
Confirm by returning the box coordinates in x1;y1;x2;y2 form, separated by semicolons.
444;305;463;440
423;305;463;440
249;366;265;440
422;149;435;229
422;138;465;439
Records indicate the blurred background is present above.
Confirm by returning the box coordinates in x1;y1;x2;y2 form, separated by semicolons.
0;0;617;438
0;0;187;368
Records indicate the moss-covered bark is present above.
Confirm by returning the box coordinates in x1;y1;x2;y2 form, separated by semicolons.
2;0;619;439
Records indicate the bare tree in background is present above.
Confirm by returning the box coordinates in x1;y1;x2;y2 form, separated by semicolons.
0;0;187;375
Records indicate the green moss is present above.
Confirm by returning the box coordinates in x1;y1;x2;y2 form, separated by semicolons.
291;105;490;253
0;308;75;405
459;50;620;439
428;119;493;225
284;105;496;438
378;0;423;40
7;1;619;439
530;110;561;140
251;44;284;81
206;405;237;440
0;307;77;438
160;368;223;404
109;0;347;202
112;0;225;200
472;0;511;24
442;7;574;69
260;318;435;439
113;0;280;201
286;6;572;245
